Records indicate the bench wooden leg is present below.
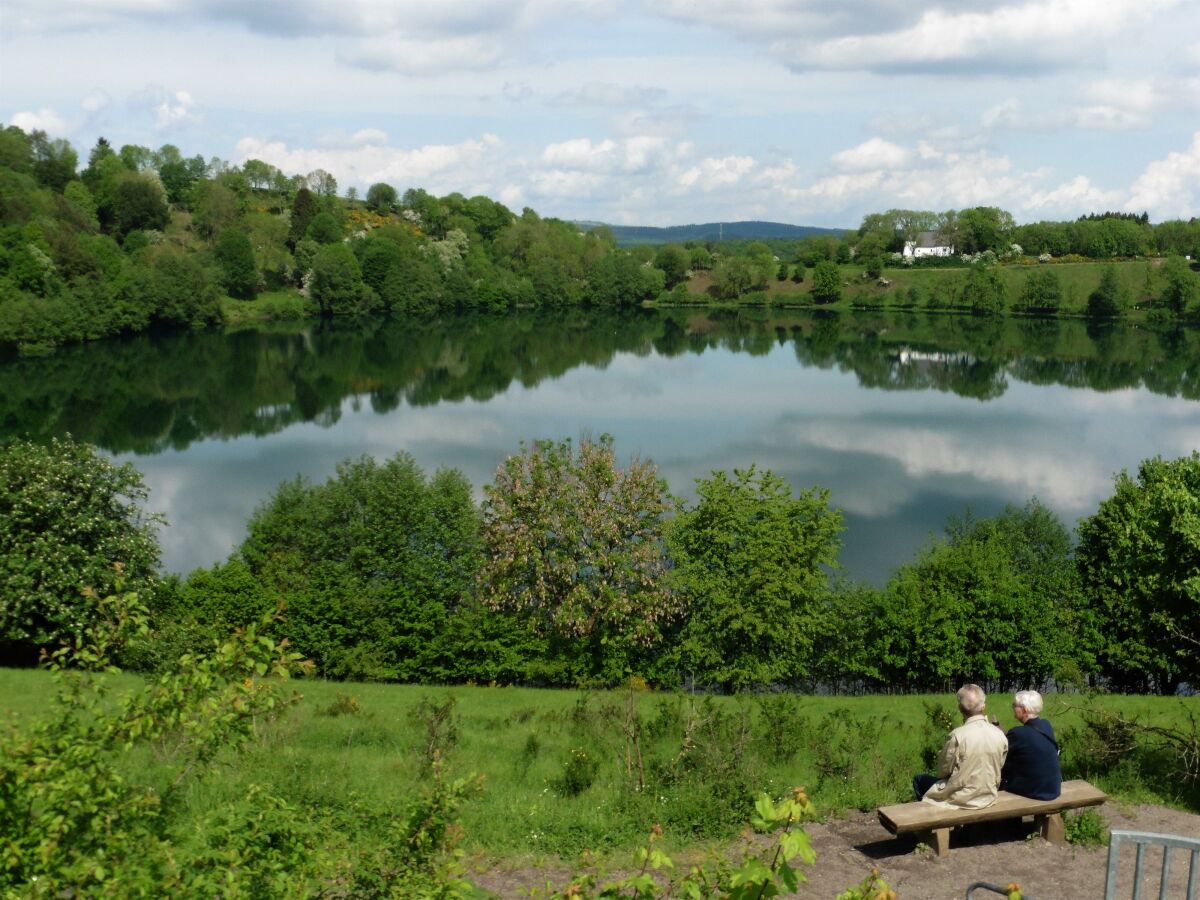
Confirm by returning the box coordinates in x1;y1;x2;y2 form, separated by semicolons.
918;827;952;857
1037;812;1064;846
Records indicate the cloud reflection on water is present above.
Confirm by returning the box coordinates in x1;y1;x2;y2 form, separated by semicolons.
120;335;1200;585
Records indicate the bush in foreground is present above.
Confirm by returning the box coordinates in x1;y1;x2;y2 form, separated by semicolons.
0;437;162;659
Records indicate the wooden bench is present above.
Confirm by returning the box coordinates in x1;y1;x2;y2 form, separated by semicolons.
877;779;1107;857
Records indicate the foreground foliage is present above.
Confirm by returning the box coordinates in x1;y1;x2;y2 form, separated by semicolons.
0;587;306;893
0;596;918;897
540;791;839;899
0;437;161;657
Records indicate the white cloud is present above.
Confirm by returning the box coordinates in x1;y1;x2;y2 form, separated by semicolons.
1125;130;1200;218
610;107;698;139
542;137;618;170
832;137;909;171
153;90;200;130
338;35;505;74
351;128;388;145
541;136;669;174
550;83;667;108
6;0;603;35
6;0;612;74
498;183;525;207
80;91;111;113
981;79;1167;134
10;107;69;134
801;171;884;202
784;140;1125;221
217;115;1200;227
234;132;504;190
528;169;606;199
1025;175;1122;214
797;420;1110;509
647;0;893;42
649;0;1181;75
676;155;755;189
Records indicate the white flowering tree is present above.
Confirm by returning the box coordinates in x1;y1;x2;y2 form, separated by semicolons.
478;435;678;681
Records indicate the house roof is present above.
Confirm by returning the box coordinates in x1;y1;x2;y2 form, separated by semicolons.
913;231;949;248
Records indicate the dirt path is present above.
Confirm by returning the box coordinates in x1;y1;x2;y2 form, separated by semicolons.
473;803;1200;899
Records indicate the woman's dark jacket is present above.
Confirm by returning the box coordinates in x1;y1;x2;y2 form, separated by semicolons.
1000;717;1062;800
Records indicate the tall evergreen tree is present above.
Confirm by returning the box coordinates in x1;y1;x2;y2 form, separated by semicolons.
287;187;318;248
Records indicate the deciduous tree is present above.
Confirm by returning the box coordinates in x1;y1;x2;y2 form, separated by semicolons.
214;228;258;299
1087;265;1127;318
962;263;1007;315
366;182;398;215
1076;453;1200;692
112;173;169;238
653;244;690;289
670;467;842;691
478;435;678;683
309;242;374;315
1160;255;1197;315
239;453;481;680
1019;268;1061;312
810;261;841;303
0;437;162;657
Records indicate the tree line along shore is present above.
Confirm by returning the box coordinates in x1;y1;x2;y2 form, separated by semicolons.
2;126;1198;354
3;435;1197;698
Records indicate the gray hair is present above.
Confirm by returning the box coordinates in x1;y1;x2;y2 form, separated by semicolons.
957;684;987;717
1013;690;1043;717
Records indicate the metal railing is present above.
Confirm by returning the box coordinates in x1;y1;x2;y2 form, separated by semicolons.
1105;829;1200;900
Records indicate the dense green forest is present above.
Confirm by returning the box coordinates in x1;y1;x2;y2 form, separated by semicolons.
2;126;1198;354
3;434;1197;696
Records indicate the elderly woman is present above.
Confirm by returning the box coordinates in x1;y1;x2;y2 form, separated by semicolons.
1000;690;1061;800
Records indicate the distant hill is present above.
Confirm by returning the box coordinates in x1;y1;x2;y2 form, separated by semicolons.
575;220;847;246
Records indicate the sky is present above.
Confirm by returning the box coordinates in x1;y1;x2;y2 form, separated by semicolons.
3;0;1199;228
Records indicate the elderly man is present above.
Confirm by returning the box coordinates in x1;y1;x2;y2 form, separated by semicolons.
914;684;1008;809
1000;689;1062;800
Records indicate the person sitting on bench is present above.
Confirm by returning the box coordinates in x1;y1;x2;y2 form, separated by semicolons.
1000;689;1061;800
914;684;1008;809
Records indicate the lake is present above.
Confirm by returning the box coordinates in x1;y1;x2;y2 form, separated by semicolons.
3;307;1198;584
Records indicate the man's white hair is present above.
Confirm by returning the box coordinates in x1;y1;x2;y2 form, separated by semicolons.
957;683;987;716
1014;690;1043;716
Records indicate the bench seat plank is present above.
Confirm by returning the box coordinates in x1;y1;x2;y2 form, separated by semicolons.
878;779;1107;835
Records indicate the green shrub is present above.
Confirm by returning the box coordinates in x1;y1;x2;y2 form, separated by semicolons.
755;693;808;762
553;747;599;797
409;695;460;769
318;692;362;717
0;437;162;657
1064;808;1108;847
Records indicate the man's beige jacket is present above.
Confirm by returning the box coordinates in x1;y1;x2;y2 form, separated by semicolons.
922;714;1009;809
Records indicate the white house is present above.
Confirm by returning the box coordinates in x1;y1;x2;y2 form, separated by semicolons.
902;231;954;258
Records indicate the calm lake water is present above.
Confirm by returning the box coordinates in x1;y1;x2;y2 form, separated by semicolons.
3;308;1199;584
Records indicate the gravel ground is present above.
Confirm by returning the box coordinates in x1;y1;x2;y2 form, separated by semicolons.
472;802;1200;899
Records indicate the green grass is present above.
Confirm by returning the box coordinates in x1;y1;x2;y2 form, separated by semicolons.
221;289;315;326
2;668;1196;861
678;259;1175;320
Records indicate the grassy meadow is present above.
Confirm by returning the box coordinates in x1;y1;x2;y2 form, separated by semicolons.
681;259;1167;317
3;666;1196;862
